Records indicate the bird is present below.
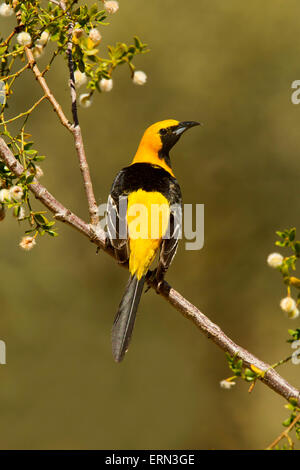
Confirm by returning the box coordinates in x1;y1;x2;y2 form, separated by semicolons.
106;119;200;362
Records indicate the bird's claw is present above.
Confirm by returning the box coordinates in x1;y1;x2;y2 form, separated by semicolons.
145;269;164;294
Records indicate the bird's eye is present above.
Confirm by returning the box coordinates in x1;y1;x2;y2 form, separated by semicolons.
159;128;168;136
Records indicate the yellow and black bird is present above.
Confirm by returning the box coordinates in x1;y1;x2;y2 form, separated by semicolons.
106;119;199;362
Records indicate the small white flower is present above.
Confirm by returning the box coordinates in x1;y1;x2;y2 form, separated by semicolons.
0;188;11;203
19;235;36;251
10;185;23;202
280;297;297;314
133;70;147;86
267;252;284;269
17;206;25;220
104;1;119;14
35;166;44;178
89;28;102;46
32;44;44;59
288;308;300;320
220;380;236;390
17;31;31;47
99;78;113;92
0;2;13;17
79;93;93;108
37;30;50;46
74;70;87;88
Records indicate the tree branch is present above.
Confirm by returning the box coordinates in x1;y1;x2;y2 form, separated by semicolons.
60;1;100;225
24;47;72;131
0;137;105;246
266;411;300;449
0;138;299;408
16;5;99;226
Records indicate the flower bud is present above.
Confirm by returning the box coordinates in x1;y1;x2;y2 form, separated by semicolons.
220;380;236;390
79;93;93;108
99;78;113;92
104;1;119;14
280;297;297;313
32;44;44;59
19;235;36;251
267;252;284;268
74;70;87;88
0;2;13;16
17;32;32;47
288;308;300;320
10;185;23;202
37;31;50;46
89;28;102;46
133;70;147;86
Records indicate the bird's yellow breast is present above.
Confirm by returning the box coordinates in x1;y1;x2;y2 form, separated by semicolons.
127;190;170;279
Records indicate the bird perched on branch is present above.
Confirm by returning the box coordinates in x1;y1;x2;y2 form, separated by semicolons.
106;119;199;362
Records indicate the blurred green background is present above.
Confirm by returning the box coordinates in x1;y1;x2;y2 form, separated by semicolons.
0;0;300;450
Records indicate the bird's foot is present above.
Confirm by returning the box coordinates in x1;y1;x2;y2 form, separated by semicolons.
145;269;164;294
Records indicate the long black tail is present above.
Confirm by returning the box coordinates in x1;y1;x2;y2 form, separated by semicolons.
112;274;145;362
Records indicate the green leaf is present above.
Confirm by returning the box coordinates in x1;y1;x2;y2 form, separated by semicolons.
289;228;296;241
26;175;35;184
84;48;99;56
47;230;58;237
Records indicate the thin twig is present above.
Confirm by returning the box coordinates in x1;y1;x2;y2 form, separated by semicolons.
1;63;30;82
25;47;72;130
266;412;300;450
0;137;299;409
0;95;46;125
60;1;100;225
0;27;19;48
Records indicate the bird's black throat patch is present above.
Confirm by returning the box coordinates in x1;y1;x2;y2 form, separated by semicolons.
158;125;180;168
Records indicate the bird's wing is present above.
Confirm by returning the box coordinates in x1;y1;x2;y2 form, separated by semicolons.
156;205;182;283
106;193;129;264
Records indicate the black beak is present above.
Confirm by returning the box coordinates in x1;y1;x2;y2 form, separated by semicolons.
173;121;201;136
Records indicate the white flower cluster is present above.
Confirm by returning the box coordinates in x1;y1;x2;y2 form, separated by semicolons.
280;297;299;319
0;185;23;203
79;78;114;107
19;235;36;251
132;70;147;86
220;380;236;390
16;30;50;59
0;2;13;17
17;31;32;47
79;93;93;108
89;28;102;46
100;78;113;92
74;70;87;89
32;30;50;59
267;253;299;318
267;252;284;268
104;1;119;15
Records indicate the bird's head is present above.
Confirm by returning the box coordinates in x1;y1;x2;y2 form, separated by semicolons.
141;119;200;154
133;119;200;174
